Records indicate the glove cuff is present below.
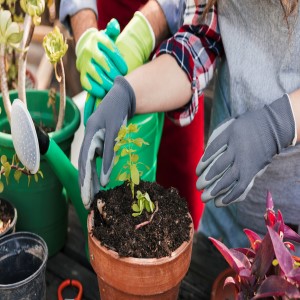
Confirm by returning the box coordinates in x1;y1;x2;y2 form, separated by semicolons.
116;11;155;72
285;93;297;145
267;94;296;151
134;11;155;52
114;76;136;118
75;27;98;56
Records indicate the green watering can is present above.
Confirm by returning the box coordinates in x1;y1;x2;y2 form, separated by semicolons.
10;99;163;243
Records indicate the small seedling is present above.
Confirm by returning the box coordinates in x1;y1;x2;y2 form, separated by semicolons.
131;190;155;217
114;123;149;198
114;124;158;223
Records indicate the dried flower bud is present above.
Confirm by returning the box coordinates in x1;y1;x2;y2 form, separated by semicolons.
43;26;68;64
20;0;45;25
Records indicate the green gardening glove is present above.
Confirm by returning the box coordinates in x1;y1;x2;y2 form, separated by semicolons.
75;18;128;99
83;12;155;125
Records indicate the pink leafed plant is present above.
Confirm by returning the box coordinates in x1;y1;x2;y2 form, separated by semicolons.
210;191;300;299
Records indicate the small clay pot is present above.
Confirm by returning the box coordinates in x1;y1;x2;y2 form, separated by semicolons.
211;268;237;300
88;211;194;300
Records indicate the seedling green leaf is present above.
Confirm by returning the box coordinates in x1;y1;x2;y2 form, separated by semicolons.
114;124;156;219
114;124;149;198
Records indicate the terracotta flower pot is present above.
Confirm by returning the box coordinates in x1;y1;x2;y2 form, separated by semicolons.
88;211;194;300
211;268;237;300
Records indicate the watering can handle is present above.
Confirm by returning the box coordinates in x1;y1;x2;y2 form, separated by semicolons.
57;279;83;300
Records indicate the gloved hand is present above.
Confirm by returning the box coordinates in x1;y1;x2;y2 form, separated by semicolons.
196;94;296;207
83;93;102;127
82;12;155;125
75;18;128;99
78;76;136;209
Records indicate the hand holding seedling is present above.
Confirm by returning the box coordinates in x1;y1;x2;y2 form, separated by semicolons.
78;76;136;209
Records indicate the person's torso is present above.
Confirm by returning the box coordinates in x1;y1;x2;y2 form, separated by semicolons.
202;0;300;254
97;0;148;30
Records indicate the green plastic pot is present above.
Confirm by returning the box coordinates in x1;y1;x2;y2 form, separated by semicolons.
0;90;80;257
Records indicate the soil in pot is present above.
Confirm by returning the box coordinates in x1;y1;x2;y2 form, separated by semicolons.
91;180;192;258
0;198;17;236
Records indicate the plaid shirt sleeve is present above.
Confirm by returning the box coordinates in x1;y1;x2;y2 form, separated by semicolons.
155;2;223;126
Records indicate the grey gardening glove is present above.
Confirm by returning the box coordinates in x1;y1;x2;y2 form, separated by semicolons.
78;76;136;209
196;94;296;207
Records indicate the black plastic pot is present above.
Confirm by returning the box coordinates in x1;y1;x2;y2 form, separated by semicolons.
0;231;48;300
0;198;17;238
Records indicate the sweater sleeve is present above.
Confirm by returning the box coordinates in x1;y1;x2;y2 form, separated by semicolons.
155;1;223;126
59;0;98;33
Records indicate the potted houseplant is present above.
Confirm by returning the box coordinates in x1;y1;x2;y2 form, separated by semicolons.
87;124;194;299
0;1;80;256
210;191;300;299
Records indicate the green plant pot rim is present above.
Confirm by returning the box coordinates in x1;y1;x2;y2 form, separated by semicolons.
0;90;80;147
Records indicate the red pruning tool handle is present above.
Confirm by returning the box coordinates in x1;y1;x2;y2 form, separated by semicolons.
57;279;83;300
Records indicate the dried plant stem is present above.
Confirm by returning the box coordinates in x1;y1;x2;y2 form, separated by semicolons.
55;58;65;131
18;14;35;106
0;44;11;123
0;165;33;176
135;201;158;230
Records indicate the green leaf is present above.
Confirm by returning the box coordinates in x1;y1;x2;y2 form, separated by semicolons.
114;142;121;152
144;192;151;202
120;148;128;157
132;212;142;217
34;173;38;182
136;190;142;199
114;155;120;166
116;126;127;141
145;201;151;212
0;181;4;193
149;200;155;212
133;138;144;147
38;170;43;178
3;162;11;178
131;154;139;163
138;198;144;211
130;164;139;185
118;172;128;182
0;155;7;165
127;123;139;133
14;169;22;182
131;203;140;212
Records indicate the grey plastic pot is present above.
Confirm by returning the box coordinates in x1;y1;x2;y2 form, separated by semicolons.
0;231;48;300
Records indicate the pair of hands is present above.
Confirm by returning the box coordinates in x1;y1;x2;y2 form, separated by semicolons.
77;12;155;208
76;20;296;210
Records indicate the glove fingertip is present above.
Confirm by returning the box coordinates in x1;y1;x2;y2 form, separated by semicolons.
120;64;128;76
81;188;92;210
100;170;110;187
106;18;120;41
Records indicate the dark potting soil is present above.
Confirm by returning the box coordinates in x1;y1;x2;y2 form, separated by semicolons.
90;181;192;259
